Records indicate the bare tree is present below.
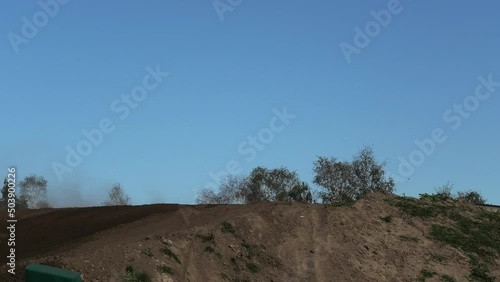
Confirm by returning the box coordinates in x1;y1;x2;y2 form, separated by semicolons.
217;175;247;204
196;175;247;204
19;175;48;208
102;183;131;206
288;182;313;203
195;188;221;204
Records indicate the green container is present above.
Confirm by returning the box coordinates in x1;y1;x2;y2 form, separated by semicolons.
25;263;82;282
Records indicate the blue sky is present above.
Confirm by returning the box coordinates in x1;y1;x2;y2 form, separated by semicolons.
1;0;499;206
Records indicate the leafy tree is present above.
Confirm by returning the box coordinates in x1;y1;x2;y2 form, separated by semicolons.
242;167;267;203
102;183;131;206
313;146;394;204
196;167;313;204
244;167;312;203
313;159;355;204
19;174;48;208
351;146;395;198
288;182;313;203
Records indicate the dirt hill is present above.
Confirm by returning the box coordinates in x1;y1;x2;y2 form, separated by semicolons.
1;193;499;281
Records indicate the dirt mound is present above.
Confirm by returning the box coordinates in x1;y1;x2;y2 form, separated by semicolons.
1;193;499;281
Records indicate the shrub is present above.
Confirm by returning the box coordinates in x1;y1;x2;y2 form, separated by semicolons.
123;266;152;282
196;233;215;244
246;262;260;273
157;265;174;275
456;190;486;205
221;221;236;234
418;269;436;281
141;248;153;257
380;215;392;223
161;247;181;264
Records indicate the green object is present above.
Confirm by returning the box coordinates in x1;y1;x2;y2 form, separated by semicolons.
25;263;82;282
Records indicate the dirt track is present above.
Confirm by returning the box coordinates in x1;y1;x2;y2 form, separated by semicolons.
0;204;180;264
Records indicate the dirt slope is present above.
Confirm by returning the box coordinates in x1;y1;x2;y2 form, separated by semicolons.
1;193;499;281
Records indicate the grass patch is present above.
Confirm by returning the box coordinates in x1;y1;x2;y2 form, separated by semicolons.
391;194;500;280
141;247;153;257
123;266;152;282
429;253;447;263
439;274;456;282
241;241;259;259
246;262;260;273
161;247;181;264
417;269;436;282
429;208;500;280
157;264;174;275
430;218;499;261
469;255;495;282
221;221;236;234
203;245;223;258
196;233;215;244
420;193;453;203
392;197;449;218
204;245;216;253
380;215;392;223
230;257;241;273
220;272;230;280
399;235;420;243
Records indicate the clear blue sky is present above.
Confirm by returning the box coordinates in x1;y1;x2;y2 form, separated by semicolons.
1;1;499;206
